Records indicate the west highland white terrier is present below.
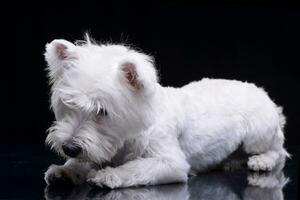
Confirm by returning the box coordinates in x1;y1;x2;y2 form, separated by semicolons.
44;36;289;188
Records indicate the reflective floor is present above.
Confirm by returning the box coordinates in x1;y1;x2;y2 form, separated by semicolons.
0;145;299;199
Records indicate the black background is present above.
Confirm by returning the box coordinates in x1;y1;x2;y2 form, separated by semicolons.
11;1;300;148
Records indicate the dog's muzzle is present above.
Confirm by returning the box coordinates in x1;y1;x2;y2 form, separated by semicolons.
62;141;82;157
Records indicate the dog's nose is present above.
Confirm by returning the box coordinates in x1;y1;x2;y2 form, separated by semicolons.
62;142;82;157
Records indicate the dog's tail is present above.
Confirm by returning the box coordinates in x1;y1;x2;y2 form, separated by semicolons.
275;106;291;159
276;106;286;130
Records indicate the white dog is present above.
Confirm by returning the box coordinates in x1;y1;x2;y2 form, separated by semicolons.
44;36;289;188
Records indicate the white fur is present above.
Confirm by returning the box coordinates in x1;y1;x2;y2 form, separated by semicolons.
44;36;289;188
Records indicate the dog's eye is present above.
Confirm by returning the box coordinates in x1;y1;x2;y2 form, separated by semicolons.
94;108;108;121
98;108;108;116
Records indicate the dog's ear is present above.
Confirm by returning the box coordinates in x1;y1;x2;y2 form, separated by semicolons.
120;61;143;90
44;39;77;78
119;57;158;94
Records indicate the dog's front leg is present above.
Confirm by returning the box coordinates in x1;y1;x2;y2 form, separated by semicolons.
88;131;190;188
45;159;94;185
87;157;189;188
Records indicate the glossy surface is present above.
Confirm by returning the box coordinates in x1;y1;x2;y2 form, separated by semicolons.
1;145;298;199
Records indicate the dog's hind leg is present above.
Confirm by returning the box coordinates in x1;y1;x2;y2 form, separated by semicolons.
244;128;289;171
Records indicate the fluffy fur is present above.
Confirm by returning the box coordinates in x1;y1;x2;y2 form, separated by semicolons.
44;36;289;188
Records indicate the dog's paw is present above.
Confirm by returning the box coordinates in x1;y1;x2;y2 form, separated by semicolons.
45;164;78;186
247;155;276;171
87;168;122;189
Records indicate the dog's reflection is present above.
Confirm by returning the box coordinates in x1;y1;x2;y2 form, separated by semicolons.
45;166;288;200
45;183;189;200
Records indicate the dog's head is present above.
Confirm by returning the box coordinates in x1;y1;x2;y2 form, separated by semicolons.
44;36;158;164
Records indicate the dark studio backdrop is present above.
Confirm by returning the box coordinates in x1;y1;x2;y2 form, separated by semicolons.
11;1;300;150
